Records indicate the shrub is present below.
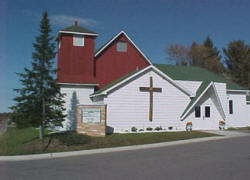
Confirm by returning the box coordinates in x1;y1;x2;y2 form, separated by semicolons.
131;127;137;132
139;129;144;132
54;131;91;146
146;127;153;131
155;126;162;131
168;126;173;130
219;120;225;125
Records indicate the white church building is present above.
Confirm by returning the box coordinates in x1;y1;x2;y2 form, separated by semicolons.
56;22;250;135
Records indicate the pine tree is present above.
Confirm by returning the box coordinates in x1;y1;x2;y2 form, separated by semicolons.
10;12;66;139
223;40;250;88
203;36;221;61
66;91;79;131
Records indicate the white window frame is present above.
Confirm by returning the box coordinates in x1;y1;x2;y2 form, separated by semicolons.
73;35;84;47
116;41;127;52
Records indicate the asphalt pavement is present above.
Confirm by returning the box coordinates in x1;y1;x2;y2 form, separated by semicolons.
1;135;250;180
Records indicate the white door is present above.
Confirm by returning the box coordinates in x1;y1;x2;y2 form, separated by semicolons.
200;105;213;129
202;105;211;120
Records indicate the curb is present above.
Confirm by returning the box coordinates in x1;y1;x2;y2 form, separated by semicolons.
2;133;250;162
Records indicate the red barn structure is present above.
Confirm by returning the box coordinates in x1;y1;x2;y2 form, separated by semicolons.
57;22;151;88
56;22;151;130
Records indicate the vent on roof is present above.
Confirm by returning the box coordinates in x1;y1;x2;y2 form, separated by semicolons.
74;21;78;26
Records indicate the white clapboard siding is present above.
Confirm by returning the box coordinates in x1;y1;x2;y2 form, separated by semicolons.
103;70;190;132
247;103;250;126
176;80;202;95
226;92;249;128
60;85;95;130
183;87;222;130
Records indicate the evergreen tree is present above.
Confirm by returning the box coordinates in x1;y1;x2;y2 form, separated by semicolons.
203;36;221;61
223;40;250;88
66;91;79;131
10;12;66;139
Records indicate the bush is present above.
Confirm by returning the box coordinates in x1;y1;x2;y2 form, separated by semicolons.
139;129;144;132
168;126;173;130
54;131;91;146
131;127;137;132
155;126;162;131
146;127;153;131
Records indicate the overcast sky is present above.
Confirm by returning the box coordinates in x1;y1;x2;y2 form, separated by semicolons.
1;0;250;112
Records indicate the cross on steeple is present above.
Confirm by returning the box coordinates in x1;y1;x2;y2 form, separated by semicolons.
139;76;162;121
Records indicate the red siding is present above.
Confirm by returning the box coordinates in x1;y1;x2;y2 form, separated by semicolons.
94;34;150;88
57;34;96;84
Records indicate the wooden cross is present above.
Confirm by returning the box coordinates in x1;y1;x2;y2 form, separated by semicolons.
139;76;162;121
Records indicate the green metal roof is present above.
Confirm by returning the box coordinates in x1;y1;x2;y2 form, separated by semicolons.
154;64;245;90
92;64;246;96
180;81;211;118
91;70;140;96
247;96;250;101
61;25;98;35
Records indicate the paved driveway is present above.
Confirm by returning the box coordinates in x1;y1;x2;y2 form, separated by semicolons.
1;135;250;180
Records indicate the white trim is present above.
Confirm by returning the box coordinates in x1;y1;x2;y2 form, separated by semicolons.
89;65;194;98
227;89;248;93
212;83;226;119
180;82;226;120
57;83;99;86
56;31;98;40
94;30;152;65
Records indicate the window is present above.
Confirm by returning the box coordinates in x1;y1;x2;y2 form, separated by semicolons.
195;106;201;118
73;35;84;46
116;42;127;52
205;106;210;118
229;100;233;114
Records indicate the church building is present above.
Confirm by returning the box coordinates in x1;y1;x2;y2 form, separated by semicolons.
56;22;250;136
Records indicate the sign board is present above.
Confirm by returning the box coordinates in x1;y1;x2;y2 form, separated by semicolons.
82;108;101;124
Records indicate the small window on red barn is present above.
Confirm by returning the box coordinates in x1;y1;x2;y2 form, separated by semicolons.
73;35;84;46
116;42;127;52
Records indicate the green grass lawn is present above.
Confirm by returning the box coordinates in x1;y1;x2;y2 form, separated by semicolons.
0;127;218;156
227;126;250;130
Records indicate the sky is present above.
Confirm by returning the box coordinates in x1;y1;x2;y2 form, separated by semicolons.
0;0;250;112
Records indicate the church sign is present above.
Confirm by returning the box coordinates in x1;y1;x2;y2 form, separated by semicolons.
82;108;101;124
77;105;106;137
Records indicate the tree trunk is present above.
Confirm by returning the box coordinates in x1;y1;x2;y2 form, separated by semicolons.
39;125;44;139
40;97;45;140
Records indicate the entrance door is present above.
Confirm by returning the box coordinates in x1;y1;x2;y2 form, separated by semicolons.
197;105;212;129
202;105;211;120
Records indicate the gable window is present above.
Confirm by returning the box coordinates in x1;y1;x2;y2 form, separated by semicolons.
73;35;84;46
116;42;127;52
229;100;233;114
205;106;210;118
195;106;201;118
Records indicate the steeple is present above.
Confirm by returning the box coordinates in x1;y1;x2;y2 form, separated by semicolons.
56;22;98;84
